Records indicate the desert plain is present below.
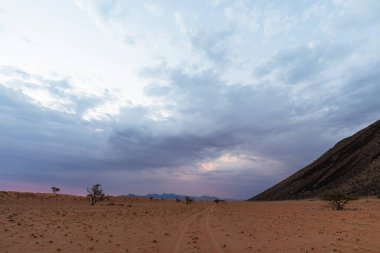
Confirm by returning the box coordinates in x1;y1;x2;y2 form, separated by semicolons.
1;191;380;253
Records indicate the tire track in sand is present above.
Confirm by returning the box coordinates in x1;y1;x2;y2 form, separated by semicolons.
169;205;222;253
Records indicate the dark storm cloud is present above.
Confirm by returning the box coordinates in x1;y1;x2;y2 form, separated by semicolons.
113;67;312;178
0;82;109;183
110;127;240;170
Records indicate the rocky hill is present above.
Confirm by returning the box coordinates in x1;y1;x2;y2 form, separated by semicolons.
250;120;380;200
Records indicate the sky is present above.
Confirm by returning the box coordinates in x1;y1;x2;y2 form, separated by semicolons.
0;0;380;199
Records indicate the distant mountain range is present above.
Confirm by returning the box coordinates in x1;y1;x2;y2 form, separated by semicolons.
126;193;219;201
250;119;380;201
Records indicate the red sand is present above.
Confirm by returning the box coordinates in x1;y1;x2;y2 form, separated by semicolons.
1;191;380;252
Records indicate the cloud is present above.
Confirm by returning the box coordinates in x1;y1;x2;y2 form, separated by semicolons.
144;3;163;17
0;66;107;116
110;128;239;170
0;66;31;79
262;8;297;37
253;42;353;85
137;25;380;184
198;153;282;176
0;71;113;186
74;0;138;44
322;0;380;35
1;66;295;198
224;2;261;32
174;10;199;36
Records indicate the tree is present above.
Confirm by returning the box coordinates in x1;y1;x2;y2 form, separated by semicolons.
185;196;194;204
51;187;60;195
87;184;105;205
322;191;356;210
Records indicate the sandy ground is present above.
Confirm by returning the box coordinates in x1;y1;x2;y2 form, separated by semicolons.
1;192;380;253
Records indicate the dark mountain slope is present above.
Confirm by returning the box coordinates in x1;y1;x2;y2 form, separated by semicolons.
250;120;380;200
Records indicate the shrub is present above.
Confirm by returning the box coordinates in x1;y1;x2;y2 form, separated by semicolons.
87;184;105;205
321;191;356;210
51;187;60;195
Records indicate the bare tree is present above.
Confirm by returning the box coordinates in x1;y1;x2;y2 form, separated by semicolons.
87;184;105;205
51;187;60;195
